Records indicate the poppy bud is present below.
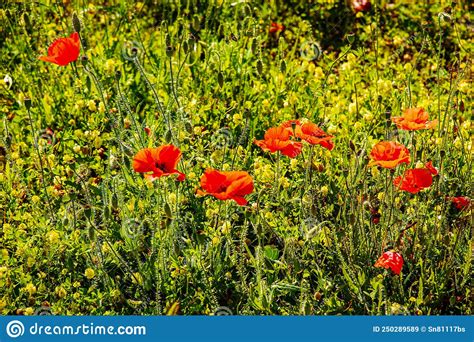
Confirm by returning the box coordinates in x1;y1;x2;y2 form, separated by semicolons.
347;33;355;44
165;130;173;142
24;97;32;110
251;38;257;54
280;60;286;73
111;193;118;209
72;12;81;33
185;121;193;134
115;70;121;80
182;40;189;54
81;55;89;66
131;47;138;57
164;203;172;218
217;72;224;88
166;45;174;57
256;59;263;75
21;12;31;29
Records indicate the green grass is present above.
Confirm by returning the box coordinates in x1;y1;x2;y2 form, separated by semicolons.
0;0;472;315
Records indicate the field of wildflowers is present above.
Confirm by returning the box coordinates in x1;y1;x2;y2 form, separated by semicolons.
0;1;472;316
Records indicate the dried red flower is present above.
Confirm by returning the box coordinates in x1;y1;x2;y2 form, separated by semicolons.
254;126;303;158
197;169;254;206
281;120;334;150
374;251;404;275
352;0;371;12
39;32;81;66
393;162;438;194
269;22;285;34
448;196;471;211
132;145;185;181
391;107;437;131
368;141;410;169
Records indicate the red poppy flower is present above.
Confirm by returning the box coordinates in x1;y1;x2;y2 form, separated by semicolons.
391;107;437;131
368;141;410;169
197;169;254;206
448;196;471;210
352;0;371;12
269;22;285;34
424;160;438;176
39;32;81;66
374;251;404;275
132;145;185;181
254;126;303;158
393;162;438;194
281;120;334;150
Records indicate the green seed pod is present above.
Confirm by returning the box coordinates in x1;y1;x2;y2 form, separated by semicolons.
72;12;81;33
217;72;224;88
280;60;286;74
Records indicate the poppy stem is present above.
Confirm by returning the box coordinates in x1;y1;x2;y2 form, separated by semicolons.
273;152;281;201
26;106;57;224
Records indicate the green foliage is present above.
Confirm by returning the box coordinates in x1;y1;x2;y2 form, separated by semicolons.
0;1;472;315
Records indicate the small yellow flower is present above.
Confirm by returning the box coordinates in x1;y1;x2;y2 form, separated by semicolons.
87;100;97;112
25;283;37;296
212;236;220;246
84;268;95;279
320;186;329;196
46;230;60;244
56;286;67;298
232;113;243;125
